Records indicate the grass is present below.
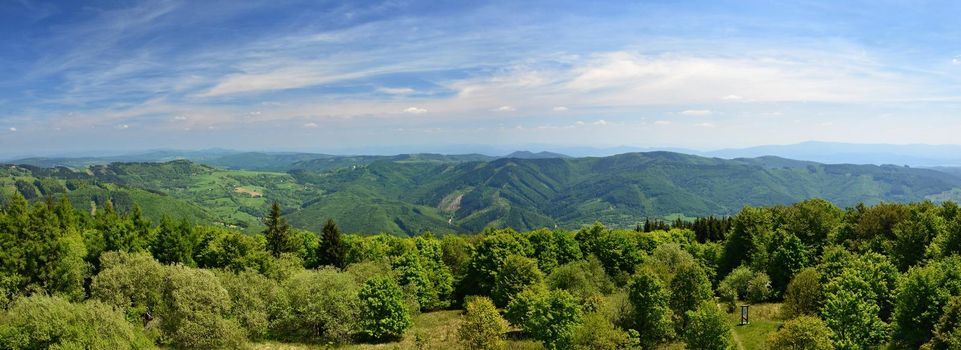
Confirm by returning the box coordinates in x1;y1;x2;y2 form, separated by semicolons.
728;302;783;350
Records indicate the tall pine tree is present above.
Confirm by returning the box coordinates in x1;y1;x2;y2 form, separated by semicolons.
317;218;346;268
264;202;294;257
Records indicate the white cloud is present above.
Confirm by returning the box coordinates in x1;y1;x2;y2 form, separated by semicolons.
552;106;569;112
116;124;129;129
173;115;188;121
818;121;834;127
954;56;961;65
404;107;428;114
492;105;516;112
8;127;16;132
722;94;743;100
574;121;585;125
379;87;415;95
654;120;671;125
680;109;712;116
593;119;608;125
304;122;318;128
694;122;715;128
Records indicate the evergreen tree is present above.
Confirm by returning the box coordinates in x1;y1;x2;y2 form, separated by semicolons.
317;218;347;268
263;202;294;258
152;216;196;266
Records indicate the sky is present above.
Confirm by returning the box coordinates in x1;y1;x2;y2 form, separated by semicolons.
1;0;961;156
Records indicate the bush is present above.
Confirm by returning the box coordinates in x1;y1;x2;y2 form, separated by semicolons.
90;252;165;322
459;296;508;350
768;316;835;350
273;268;360;343
359;276;412;342
505;287;583;349
746;272;772;303
719;266;754;300
217;270;280;340
492;255;543;306
626;269;674;348
717;282;737;313
782;268;822;319
571;312;634;350
683;301;733;350
0;295;153;350
159;265;246;349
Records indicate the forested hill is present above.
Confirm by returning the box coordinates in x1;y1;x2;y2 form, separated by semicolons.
3;151;961;235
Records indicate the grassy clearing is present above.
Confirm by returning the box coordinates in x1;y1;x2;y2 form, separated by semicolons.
728;302;783;350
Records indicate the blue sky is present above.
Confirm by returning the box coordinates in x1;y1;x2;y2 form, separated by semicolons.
1;0;960;156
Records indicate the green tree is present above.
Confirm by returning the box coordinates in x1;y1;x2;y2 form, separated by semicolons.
459;296;508;350
90;252;166;323
892;257;961;348
626;269;675;348
925;296;961;350
492;255;544;306
464;232;531;297
151;215;195;266
782;267;823;319
317;218;347;268
264;202;295;258
571;312;634;350
821;270;888;349
273;268;360;343
669;262;714;331
522;289;584;350
719;206;774;278
768;316;835;350
683;301;733;350
159;265;246;349
767;230;811;295
217;270;280;340
746;272;772;303
526;229;582;273
892;208;945;270
0;295;153;350
359;275;412;341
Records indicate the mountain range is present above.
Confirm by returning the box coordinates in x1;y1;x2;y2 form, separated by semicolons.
4;150;961;235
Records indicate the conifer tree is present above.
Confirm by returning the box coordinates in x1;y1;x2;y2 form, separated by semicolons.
264;202;294;257
317;218;346;268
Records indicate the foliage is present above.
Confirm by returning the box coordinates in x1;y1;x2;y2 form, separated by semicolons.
217;270;280;340
526;229;582;273
669;262;714;331
782;267;822;319
90;252;166;323
892;257;961;348
571;312;635;350
151;215;195;266
683;301;733;350
510;288;583;350
159;265;246;349
264;202;296;258
768;316;835;350
746;272;772;303
492;255;544;306
316;218;347;268
547;255;614;299
626;268;674;348
358;275;412;341
459;296;508;350
463;232;531;297
273;268;360;343
820;269;889;349
0;295;154;350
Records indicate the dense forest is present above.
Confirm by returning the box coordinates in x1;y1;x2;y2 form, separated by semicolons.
2;191;961;349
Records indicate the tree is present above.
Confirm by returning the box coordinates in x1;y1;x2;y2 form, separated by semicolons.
317;218;347;268
821;270;888;349
492;255;544;306
521;289;583;350
768;316;834;350
892;208;945;270
892;257;961;348
459;296;508;350
767;229;811;295
359;275;412;341
217;270;280;340
151;216;195;266
0;295;153;350
90;252;166;323
526;229;582;273
746;272;772;303
626;269;674;348
719;206;774;278
464;232;531;297
159;265;246;349
925;296;961;350
683;301;733;350
572;312;634;350
669;262;714;331
264;202;295;258
782;268;822;319
273;268;360;343
547;256;614;300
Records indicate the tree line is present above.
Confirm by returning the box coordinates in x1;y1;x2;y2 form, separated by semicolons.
2;192;961;349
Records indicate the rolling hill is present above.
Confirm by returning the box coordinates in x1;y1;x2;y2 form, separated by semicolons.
4;151;961;235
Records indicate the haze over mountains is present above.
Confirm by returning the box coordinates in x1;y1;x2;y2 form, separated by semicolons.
4;147;961;235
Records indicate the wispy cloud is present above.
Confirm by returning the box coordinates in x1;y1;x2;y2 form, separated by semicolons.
404;107;428;114
681;109;712;116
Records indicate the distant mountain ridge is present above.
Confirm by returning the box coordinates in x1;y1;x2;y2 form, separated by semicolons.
5;150;961;235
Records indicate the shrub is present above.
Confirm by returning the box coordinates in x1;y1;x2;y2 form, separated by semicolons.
273;268;360;343
683;301;733;350
746;272;772;303
768;316;835;350
492;255;543;306
217;270;280;340
572;312;634;350
626;269;674;348
459;296;508;350
90;252;165;322
717;282;737;313
159;265;246;349
0;295;153;350
719;266;754;300
359;276;412;341
782;268;822;319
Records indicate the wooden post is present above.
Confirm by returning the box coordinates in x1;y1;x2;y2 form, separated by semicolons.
740;305;749;325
